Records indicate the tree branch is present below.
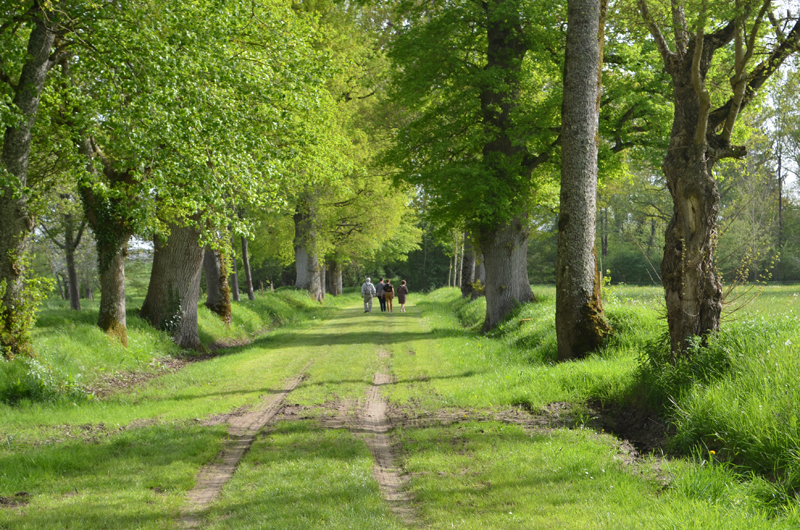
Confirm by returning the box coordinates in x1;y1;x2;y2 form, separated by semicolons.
708;15;800;133
638;0;677;67
40;223;65;249
720;0;770;143
74;218;87;247
692;0;712;145
671;0;689;59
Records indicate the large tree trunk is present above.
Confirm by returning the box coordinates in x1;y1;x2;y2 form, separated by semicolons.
475;0;536;331
141;222;205;350
555;0;611;361
479;216;535;332
293;203;324;302
0;16;55;358
80;156;136;345
240;236;255;300
96;238;129;346
662;144;722;356
460;232;476;299
203;247;232;324
659;41;726;357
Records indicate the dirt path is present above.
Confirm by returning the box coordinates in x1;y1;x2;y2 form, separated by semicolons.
180;364;311;527
349;348;417;526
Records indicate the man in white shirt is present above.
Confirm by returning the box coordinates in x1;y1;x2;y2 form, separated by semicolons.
361;277;376;313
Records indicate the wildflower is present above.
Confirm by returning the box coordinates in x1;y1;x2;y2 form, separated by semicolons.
709;450;716;455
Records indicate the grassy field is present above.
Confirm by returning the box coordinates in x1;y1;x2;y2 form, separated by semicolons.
1;281;799;528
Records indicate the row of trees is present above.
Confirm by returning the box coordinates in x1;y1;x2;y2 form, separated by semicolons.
4;0;800;363
0;0;420;358
385;0;800;359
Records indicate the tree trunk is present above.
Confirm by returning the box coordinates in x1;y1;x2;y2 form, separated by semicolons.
240;236;255;300
230;232;240;302
55;272;65;300
85;285;94;300
479;216;535;332
141;222;205;350
80;178;135;345
332;262;343;295
96;238;129;346
556;0;611;361
461;232;476;299
0;15;55;358
293;202;324;302
471;253;486;301
203;247;232;324
659;49;726;357
63;214;84;311
662;145;722;356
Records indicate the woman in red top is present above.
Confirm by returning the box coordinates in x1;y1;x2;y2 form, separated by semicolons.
397;280;409;312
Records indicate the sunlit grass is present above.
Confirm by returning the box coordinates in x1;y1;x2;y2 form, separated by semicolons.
204;421;402;530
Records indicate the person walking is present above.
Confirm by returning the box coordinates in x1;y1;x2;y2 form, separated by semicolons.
383;279;395;312
376;277;387;312
397;280;409;312
361;277;376;313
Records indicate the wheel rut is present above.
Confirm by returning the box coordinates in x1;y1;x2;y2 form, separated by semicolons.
180;362;312;527
351;350;418;527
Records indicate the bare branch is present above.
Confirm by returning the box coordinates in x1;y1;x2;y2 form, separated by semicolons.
768;10;785;40
40;223;65;249
638;0;677;67
709;16;800;132
720;0;770;143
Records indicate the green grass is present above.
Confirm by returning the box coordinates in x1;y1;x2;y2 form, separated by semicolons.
0;423;227;529
397;421;800;529
204;421;402;530
2;282;800;528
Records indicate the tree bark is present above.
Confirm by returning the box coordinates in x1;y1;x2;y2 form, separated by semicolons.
0;14;56;358
79;148;136;346
479;216;535;332
474;0;537;330
141;222;205;350
96;238;129;346
203;247;232;324
460;232;476;299
328;260;343;295
293;202;324;302
240;236;255;300
63;214;85;311
556;0;611;361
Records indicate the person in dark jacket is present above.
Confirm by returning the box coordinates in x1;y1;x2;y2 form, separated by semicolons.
397;280;409;312
383;279;395;312
375;278;387;312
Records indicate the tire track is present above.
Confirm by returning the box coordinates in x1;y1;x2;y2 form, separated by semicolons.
180;363;311;527
352;352;417;526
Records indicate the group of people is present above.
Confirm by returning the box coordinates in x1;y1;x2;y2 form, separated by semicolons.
360;277;409;313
